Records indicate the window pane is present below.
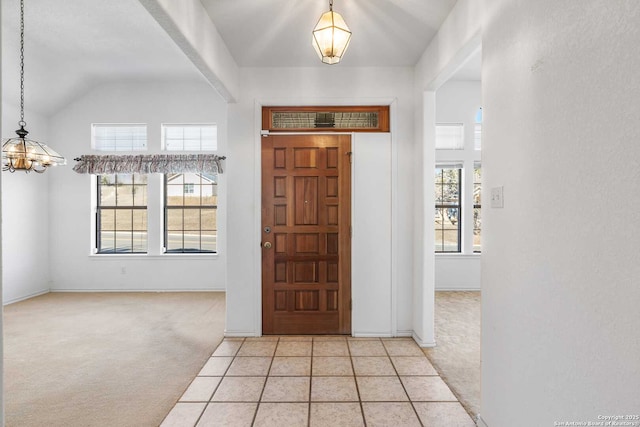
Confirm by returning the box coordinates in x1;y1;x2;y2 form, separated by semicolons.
132;233;147;253
474;165;482;252
163;124;217;151
93;124;147;151
116;234;132;253
100;232;115;253
436;124;464;150
132;210;147;231
435;168;461;253
167;209;183;231
100;210;115;231
441;169;460;184
202;231;217;252
164;173;218;254
115;209;132;230
166;232;183;252
182;232;200;251
439;184;459;204
443;229;459;252
201;209;217;230
117;186;134;206
117;174;133;185
474;124;482;151
183;210;200;231
100;186;116;207
166;187;184;206
132;185;146;206
474;208;482;253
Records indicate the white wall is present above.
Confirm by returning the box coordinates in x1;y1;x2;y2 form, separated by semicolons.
435;80;481;290
412;0;483;346
482;0;640;425
47;80;228;291
226;67;415;336
352;133;392;336
1;102;52;303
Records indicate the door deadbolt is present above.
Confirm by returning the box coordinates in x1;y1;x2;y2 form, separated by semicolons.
264;226;271;234
263;241;272;249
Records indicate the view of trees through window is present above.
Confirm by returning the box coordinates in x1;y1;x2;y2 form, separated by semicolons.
97;174;148;253
435;168;461;252
473;166;482;252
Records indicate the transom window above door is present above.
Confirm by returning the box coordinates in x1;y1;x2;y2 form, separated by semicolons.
262;106;390;132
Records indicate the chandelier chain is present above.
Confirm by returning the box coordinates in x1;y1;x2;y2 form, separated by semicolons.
329;0;333;11
19;0;26;127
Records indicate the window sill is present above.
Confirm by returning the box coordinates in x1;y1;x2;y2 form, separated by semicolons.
435;253;481;259
89;253;219;260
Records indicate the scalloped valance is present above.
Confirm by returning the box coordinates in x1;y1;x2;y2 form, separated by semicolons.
73;154;225;175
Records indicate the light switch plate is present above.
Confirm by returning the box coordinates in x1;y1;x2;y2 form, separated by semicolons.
491;186;504;208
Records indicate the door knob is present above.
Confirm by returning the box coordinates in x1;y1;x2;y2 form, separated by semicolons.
263;241;272;249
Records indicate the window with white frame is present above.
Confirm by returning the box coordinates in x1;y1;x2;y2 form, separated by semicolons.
90;124;220;255
163;124;217;151
93;124;149;253
435;166;462;252
474;107;482;151
473;165;482;252
165;173;217;253
162;124;218;253
97;174;148;253
92;124;147;151
436;124;464;150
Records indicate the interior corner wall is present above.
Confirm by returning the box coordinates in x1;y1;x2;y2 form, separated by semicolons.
1;102;51;304
481;0;640;425
46;80;228;292
225;67;415;336
435;80;481;290
412;0;482;344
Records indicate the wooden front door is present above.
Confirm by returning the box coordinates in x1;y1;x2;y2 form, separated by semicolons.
262;134;351;335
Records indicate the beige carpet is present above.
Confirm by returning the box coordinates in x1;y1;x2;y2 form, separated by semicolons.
423;291;481;418
4;292;225;427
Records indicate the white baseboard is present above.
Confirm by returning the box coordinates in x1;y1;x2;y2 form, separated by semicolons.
352;332;394;338
412;332;436;347
3;289;50;305
50;289;225;293
224;330;260;337
395;330;414;337
435;287;481;291
476;414;489;427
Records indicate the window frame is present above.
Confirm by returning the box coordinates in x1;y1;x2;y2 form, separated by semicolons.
162;123;218;152
95;174;148;254
163;173;218;254
435;167;462;253
473;164;482;253
435;123;465;150
92;123;148;152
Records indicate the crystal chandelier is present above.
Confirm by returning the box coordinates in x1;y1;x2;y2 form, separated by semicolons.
2;0;66;173
312;0;352;65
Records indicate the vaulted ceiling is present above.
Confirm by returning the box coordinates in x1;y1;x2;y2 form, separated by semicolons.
1;0;476;117
199;0;457;67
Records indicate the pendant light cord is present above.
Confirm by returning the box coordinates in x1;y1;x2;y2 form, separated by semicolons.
329;0;333;11
19;0;26;127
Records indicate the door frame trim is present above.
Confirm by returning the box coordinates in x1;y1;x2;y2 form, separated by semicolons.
252;98;399;337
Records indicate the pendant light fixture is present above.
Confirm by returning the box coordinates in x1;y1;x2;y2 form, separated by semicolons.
312;0;352;65
2;0;66;173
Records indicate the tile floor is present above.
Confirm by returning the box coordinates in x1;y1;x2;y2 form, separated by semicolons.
161;336;476;427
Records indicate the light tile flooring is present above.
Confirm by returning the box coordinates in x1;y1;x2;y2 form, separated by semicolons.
161;336;475;427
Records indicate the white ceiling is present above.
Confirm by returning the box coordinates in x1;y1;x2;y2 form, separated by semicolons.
200;0;458;67
1;0;475;118
1;0;204;116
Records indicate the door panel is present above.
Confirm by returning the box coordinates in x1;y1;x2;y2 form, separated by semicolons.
262;134;351;335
